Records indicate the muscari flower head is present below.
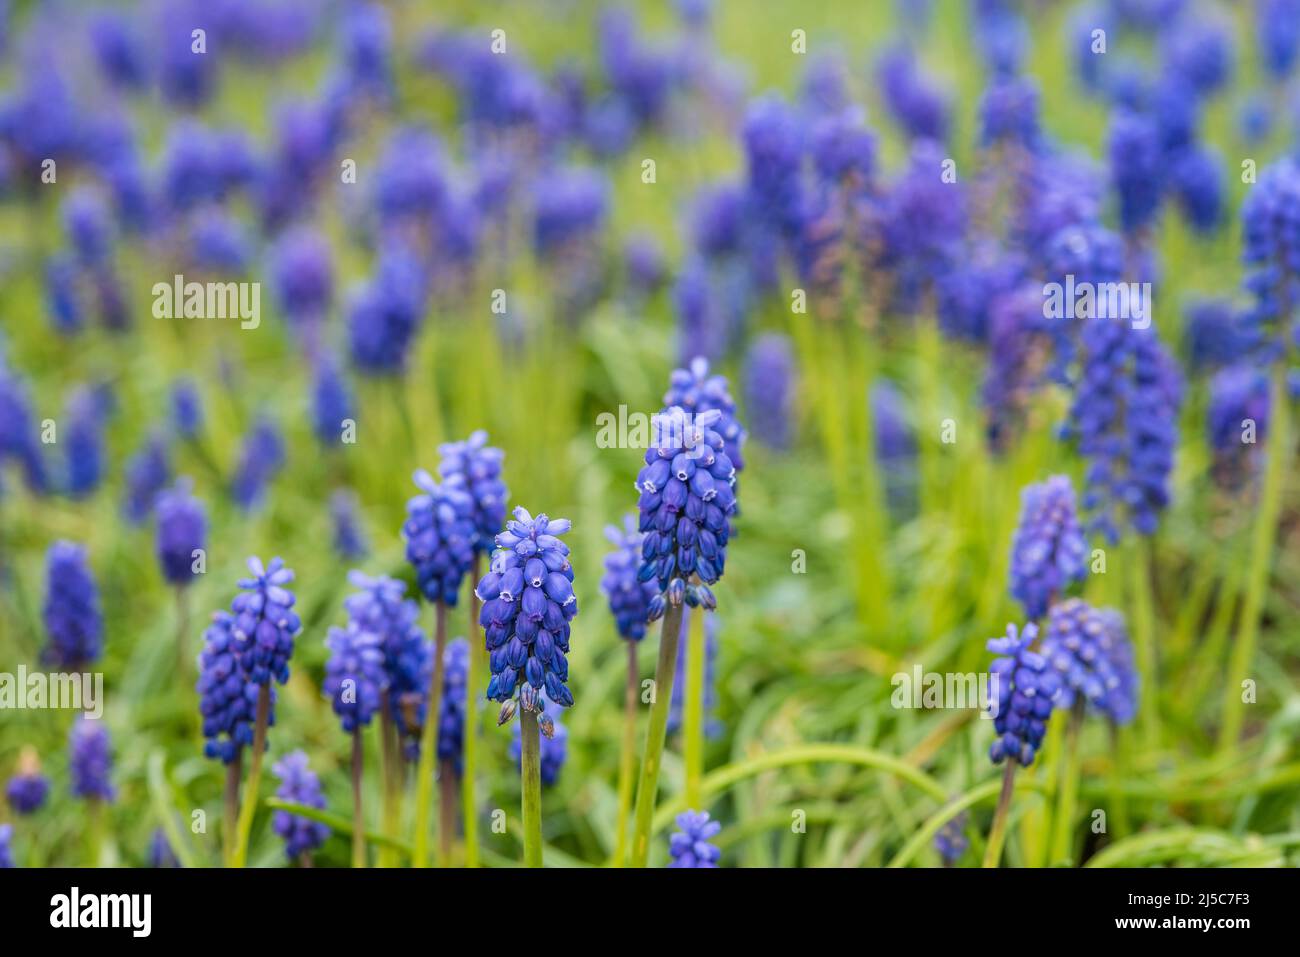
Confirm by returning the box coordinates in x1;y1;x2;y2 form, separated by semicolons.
148;829;180;868
532;168;609;258
1184;298;1253;372
403;469;477;605
509;696;569;785
743;333;795;451
62;185;114;266
0;357;49;493
345;572;430;758
231;417;285;511
69;716;114;801
311;353;353;449
476;507;578;711
196;612;268;763
635;407;737;614
437;430;509;555
42;541;102;670
1041;599;1138;724
437;637;471;774
1257;0;1300;81
668;809;721;868
0;824;12;868
5;748;49;815
122;433;170;524
1171;145;1224;235
986;622;1060;767
742;94;807;242
324;622;386;734
347;241;426;376
978;75;1040;151
1162;15;1234;96
1240;158;1300;361
271;751;330;860
602;515;658;642
272;227;334;328
1108;109;1164;235
1208;365;1271;490
331;489;368;560
155;478;206;587
171;379;202;439
64;387;105;499
934;810;969;865
230;557;301;686
1008;475;1088;619
875;44;950;142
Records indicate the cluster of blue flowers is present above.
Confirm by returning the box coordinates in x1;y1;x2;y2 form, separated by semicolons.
68;717;114;801
5;750;49;815
667;809;722;867
271;751;330;860
437;430;509;554
1008;476;1088;619
477;508;578;710
1041;599;1139;725
42;542;103;670
986;623;1060;767
601;515;658;642
437;638;471;774
155;479;206;587
403;469;477;606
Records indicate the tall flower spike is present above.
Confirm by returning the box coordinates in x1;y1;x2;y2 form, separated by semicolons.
634;406;737;609
601;515;658;642
743;334;795;451
42;541;103;670
271;751;330;860
231;557;301;686
5;748;49;815
1041;599;1138;725
122;434;171;524
664;357;747;474
323;623;387;733
69;716;114;801
476;507;578;709
155;478;206;587
1008;475;1088;619
345;572;430;758
231;418;285;511
196;611;272;763
437;430;509;554
437;638;471;774
667;809;721;868
403;469;476;605
986;623;1059;767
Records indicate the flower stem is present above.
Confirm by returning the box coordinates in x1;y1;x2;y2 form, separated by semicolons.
982;762;1018;868
1127;535;1158;748
413;601;448;868
1049;701;1085;866
683;606;706;809
230;684;271;869
519;708;544;868
462;553;482;867
613;640;639;867
1220;364;1290;749
438;759;457;866
630;601;686;867
351;727;366;868
175;586;191;675
86;797;103;867
377;708;398;867
222;750;242;867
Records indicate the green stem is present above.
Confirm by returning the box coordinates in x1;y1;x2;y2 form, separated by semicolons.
230;684;271;868
613;640;639;867
438;759;457;867
682;606;705;810
1220;365;1290;748
222;750;242;868
887;775;1047;868
462;554;482;867
377;709;398;867
351;728;366;869
413;601;448;868
630;602;686;867
519;708;543;868
1128;535;1158;748
982;762;1017;868
1049;702;1085;866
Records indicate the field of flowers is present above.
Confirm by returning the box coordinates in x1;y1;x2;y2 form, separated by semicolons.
0;0;1298;872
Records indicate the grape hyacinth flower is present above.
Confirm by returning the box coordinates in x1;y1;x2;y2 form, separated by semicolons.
323;625;386;734
5;748;49;815
509;699;569;786
1008;476;1088;619
155;479;206;587
122;434;170;524
42;541;103;670
437;431;509;554
1041;599;1138;724
602;516;658;643
231;418;285;511
987;622;1059;767
196;612;265;764
148;829;180;868
311;354;353;449
437;638;470;775
934;812;969;866
1208;366;1271;489
331;489;368;560
69;716;114;801
743;334;795;451
271;751;330;863
667;809;721;868
63;387;105;499
403;469;476;606
475;506;577;867
0;824;12;869
171;379;202;439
